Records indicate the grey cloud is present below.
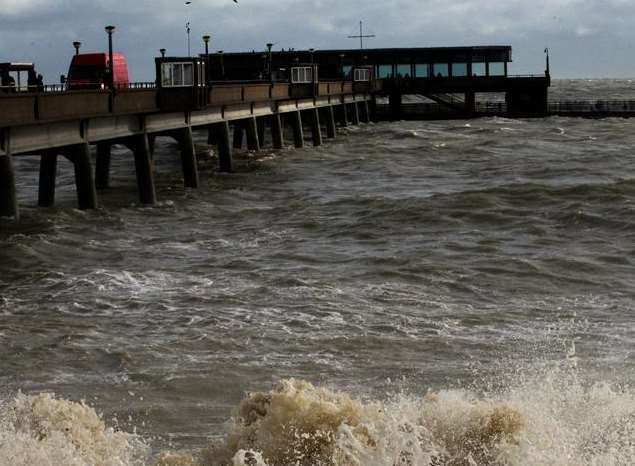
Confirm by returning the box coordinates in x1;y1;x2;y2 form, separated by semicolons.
1;0;634;80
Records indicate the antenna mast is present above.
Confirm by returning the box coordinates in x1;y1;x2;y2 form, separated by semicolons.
348;21;375;50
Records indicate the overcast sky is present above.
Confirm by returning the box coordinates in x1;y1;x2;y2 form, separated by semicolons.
1;0;634;82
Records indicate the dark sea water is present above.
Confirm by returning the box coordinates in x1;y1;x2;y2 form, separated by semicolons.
1;79;634;465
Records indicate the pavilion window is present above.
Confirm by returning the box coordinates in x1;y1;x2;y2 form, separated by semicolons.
433;63;449;77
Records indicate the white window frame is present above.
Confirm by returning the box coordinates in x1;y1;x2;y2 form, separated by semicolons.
161;62;195;88
290;66;314;84
354;68;371;82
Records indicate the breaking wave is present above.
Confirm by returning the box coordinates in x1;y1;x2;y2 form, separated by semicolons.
2;362;634;466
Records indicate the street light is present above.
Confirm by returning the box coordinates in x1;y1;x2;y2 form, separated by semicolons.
186;22;191;56
218;50;225;78
105;25;115;89
266;43;273;80
160;48;166;58
73;41;82;56
202;35;211;57
339;53;345;78
309;48;315;64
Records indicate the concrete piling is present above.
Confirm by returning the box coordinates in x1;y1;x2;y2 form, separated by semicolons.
130;134;156;205
233;124;244;149
350;103;361;125
360;101;371;123
245;117;260;151
65;143;97;210
215;121;233;173
257;117;266;147
338;104;349;127
38;152;57;207
175;127;199;189
289;111;304;148
0;155;19;220
95;143;111;189
271;114;284;149
309;108;323;146
323;106;337;139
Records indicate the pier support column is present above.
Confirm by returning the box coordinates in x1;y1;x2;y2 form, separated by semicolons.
173;127;199;188
95;143;111;190
271;114;284;149
338;104;349;127
308;108;323;146
389;93;402;120
350;102;360;125
214;121;233;173
323;106;337;139
0;155;19;220
245;117;260;151
233;124;244;149
38;152;57;207
465;91;476;114
64;143;97;210
360;100;371;123
130;134;156;205
257;117;266;147
207;126;217;146
289;111;304;148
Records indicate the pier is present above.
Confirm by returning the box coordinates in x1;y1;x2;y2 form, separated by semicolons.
0;76;375;220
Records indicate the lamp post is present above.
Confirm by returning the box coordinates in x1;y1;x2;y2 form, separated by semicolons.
203;35;211;57
266;43;273;80
160;48;166;58
309;48;315;64
339;53;345;78
105;25;115;89
544;47;550;77
218;50;225;78
186;22;191;56
73;41;81;56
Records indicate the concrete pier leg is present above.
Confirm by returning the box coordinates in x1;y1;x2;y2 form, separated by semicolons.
233;124;244;149
351;103;361;125
361;101;371;123
215;121;233;173
207;126;217;146
324;106;337;139
309;108;323;146
148;135;156;158
38;152;57;207
67;143;97;210
338;104;349;127
271;114;284;149
176;127;199;188
289;111;304;148
465;91;476;114
257;117;266;147
131;134;156;205
0;155;19;220
389;93;403;120
245;117;260;151
95;143;111;189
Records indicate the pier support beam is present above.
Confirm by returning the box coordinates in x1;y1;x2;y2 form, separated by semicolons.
129;134;156;205
214;121;233;173
173;127;199;188
308;108;323;146
0;155;19;220
38;152;57;207
323;106;337;139
64;143;97;210
95;143;111;190
233;124;244;149
338;104;349;127
271;114;284;149
350;103;360;125
245;117;260;151
289;111;304;148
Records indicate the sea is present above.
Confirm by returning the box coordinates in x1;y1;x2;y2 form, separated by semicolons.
0;79;634;465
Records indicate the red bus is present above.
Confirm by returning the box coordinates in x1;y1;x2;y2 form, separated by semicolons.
66;53;129;90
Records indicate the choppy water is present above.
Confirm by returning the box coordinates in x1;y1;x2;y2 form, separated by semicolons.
1;79;635;465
